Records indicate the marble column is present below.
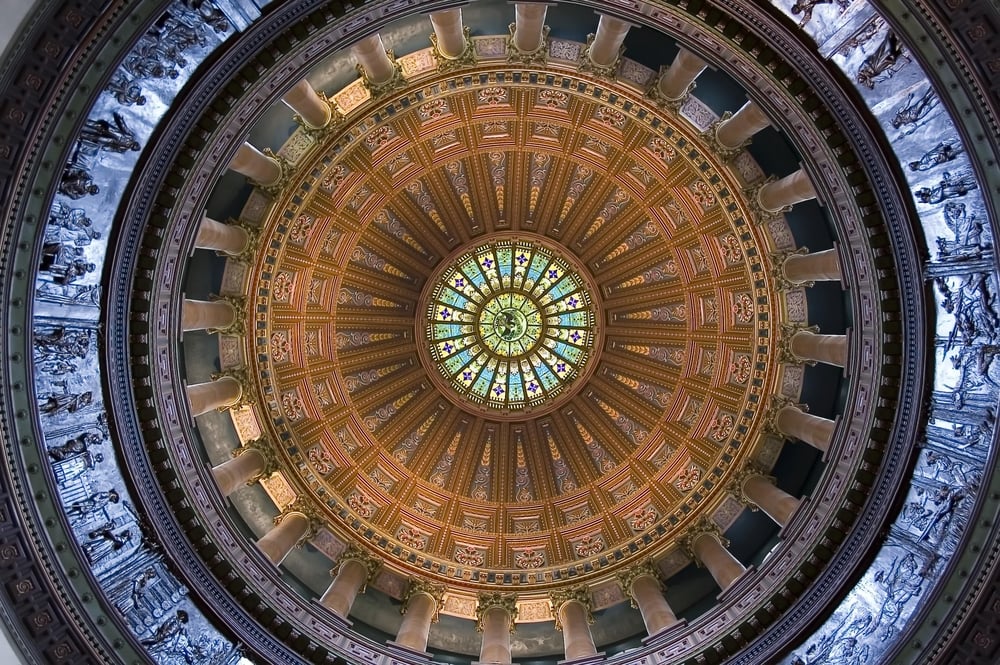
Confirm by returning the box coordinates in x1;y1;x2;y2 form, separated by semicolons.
587;15;630;68
320;551;377;619
618;562;677;637
715;100;771;149
181;298;235;332
353;33;397;85
790;330;849;367
479;607;512;663
657;48;707;101
194;215;250;255
211;448;265;496
229;142;282;186
512;3;548;54
186;376;241;416
550;587;597;661
775;404;835;452
757;168;817;213
782;247;842;283
395;580;445;654
691;532;745;591
430;8;467;59
281;79;331;129
257;511;310;566
741;473;801;527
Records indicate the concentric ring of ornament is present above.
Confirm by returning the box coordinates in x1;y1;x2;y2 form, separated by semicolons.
423;237;597;412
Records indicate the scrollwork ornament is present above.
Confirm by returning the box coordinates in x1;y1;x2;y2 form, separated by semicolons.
578;32;623;80
401;577;447;622
475;592;518;632
677;517;728;564
506;22;550;65
777;322;821;365
430;26;477;73
616;559;663;609
549;585;594;629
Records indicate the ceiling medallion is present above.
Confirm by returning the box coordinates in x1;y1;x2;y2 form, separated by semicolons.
421;235;600;417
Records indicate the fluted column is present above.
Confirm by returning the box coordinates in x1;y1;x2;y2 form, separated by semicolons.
194;215;250;255
617;561;677;637
783;247;842;283
757;168;817;212
353;34;397;86
257;511;310;565
715;100;771;149
512;3;548;53
657;48;707;101
320;545;381;618
186;376;241;416
430;8;467;58
212;448;264;496
394;579;446;654
771;401;835;452
790;330;849;367
586;15;630;69
681;521;745;592
281;79;332;129
476;592;517;664
229;142;282;186
550;587;597;661
182;298;235;332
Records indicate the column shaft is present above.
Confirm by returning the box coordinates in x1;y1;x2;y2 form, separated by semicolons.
588;15;630;67
692;535;746;591
716;100;771;148
758;168;817;212
479;606;512;664
742;475;801;527
182;299;235;332
187;376;242;416
630;574;677;636
559;601;597;661
790;331;849;367
257;512;309;565
783;248;842;283
513;3;548;53
430;8;466;58
320;558;368;618
353;34;396;85
229;142;281;186
395;593;436;653
776;406;835;452
195;215;250;255
211;448;264;496
281;79;331;129
658;48;707;100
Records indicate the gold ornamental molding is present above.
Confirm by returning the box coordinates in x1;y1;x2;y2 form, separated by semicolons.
475;591;519;632
549;585;594;629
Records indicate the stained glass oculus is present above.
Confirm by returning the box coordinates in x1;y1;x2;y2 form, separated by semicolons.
425;238;596;411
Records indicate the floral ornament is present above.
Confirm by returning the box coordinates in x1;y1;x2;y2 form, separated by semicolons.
718;233;744;264
281;391;304;420
289;213;315;243
729;355;752;384
648;137;677;162
674;464;702;492
732;292;755;324
708;414;735;442
269;331;290;362
306;445;334;475
454;545;485;567
348;491;376;518
628;505;658;531
538;89;569;108
689;179;717;208
514;548;545;569
417;98;449;121
574;534;605;557
478;86;508;106
397;525;427;550
271;271;294;302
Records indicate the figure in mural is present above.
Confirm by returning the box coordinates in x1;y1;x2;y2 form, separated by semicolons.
66;488;120;517
915;171;978;204
39;242;96;284
33;326;90;360
141;610;189;648
39;383;94;416
36;358;78;376
58;165;100;199
48;431;103;461
79;112;141;154
178;0;230;34
937;202;989;262
128;568;158;610
908;141;963;172
122;48;180;80
856;31;909;89
789;0;849;28
936;273;1000;351
890;88;938;135
795;612;873;664
35;282;102;307
870;552;926;640
106;71;147;106
83;528;133;564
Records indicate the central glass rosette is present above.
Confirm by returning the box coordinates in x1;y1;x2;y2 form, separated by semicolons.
422;237;598;413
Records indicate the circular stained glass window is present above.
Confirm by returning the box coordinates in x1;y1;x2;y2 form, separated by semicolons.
423;237;597;412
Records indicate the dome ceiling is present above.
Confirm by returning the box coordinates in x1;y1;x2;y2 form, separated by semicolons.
244;77;784;589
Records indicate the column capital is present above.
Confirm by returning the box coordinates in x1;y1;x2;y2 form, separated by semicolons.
762;394;809;437
770;247;812;290
208;367;255;411
746;176;789;224
204;294;247;336
615;559;662;608
357;50;406;100
645;64;691;113
475;591;518;632
292;89;345;139
726;463;773;509
401;577;447;621
276;499;324;546
701;111;748;161
778;322;821;365
677;517;728;563
549;585;594;629
430;26;477;73
248;148;295;196
334;543;383;589
238;437;279;484
578;32;623;80
506;22;550;64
